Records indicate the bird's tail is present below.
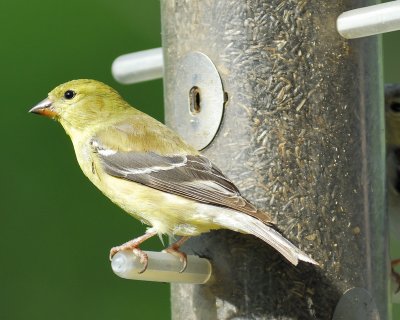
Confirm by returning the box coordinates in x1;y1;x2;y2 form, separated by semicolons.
213;209;318;266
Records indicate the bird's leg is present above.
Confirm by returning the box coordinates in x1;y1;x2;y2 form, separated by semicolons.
109;229;158;274
392;259;400;293
163;236;190;273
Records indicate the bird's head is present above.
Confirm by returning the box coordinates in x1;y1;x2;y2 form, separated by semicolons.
29;79;129;133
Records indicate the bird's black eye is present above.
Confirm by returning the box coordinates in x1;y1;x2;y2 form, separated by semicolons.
390;101;400;113
64;90;76;100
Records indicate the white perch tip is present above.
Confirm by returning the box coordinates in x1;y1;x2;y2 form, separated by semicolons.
337;1;400;39
112;48;163;84
111;250;212;284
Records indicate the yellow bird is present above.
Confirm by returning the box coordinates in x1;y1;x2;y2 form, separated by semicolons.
30;79;317;272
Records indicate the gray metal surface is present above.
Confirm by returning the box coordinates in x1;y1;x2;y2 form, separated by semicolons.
162;0;388;319
332;288;380;320
171;51;225;150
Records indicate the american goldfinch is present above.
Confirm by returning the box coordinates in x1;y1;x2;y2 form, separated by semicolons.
385;84;400;292
29;79;317;272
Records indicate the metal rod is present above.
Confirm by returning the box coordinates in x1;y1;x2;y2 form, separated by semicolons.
337;1;400;39
111;251;212;284
112;48;163;84
162;0;388;319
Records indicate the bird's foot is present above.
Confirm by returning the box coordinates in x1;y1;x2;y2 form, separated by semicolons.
163;236;189;273
109;230;158;274
392;259;400;293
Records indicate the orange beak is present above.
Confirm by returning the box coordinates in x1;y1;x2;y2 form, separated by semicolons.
29;98;58;118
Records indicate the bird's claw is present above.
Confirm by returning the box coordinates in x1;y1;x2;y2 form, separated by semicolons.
164;236;189;272
109;231;158;273
110;233;188;274
163;246;188;273
109;247;119;261
132;248;149;274
179;252;188;273
109;245;149;273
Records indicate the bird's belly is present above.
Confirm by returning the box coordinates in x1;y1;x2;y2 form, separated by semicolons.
72;141;219;235
94;173;222;236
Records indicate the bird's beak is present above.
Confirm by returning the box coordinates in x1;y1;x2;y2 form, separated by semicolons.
29;98;57;118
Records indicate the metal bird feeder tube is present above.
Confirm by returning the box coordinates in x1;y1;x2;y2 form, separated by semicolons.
161;0;388;319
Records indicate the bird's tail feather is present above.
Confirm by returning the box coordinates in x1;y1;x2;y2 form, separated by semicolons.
214;210;318;266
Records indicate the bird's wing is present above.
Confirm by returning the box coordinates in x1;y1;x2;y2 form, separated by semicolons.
91;121;272;224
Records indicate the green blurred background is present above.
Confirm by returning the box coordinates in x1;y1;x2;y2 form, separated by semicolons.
0;1;399;319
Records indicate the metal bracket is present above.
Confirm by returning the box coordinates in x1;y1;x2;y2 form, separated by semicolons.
332;288;380;320
171;51;225;150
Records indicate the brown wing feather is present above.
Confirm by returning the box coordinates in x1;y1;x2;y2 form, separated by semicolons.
94;140;272;224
